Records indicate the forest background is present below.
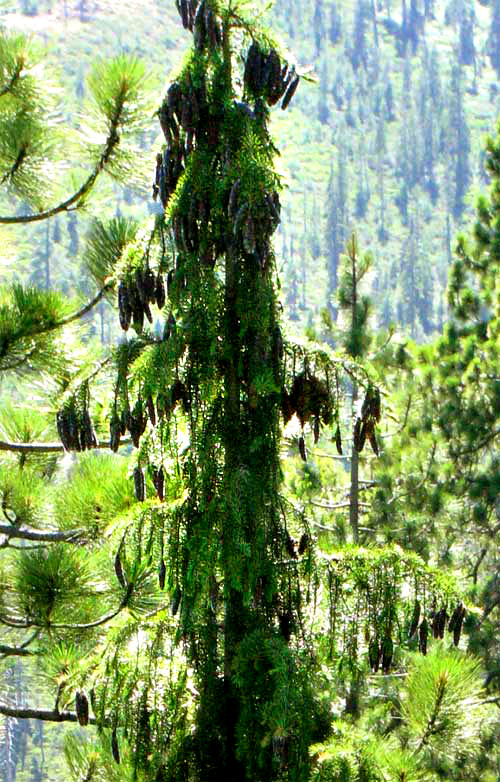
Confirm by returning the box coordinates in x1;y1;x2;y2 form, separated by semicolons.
0;0;499;780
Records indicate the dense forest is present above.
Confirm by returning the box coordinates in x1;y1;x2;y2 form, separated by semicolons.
0;0;498;781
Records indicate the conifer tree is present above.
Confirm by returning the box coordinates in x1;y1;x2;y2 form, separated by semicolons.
0;5;488;782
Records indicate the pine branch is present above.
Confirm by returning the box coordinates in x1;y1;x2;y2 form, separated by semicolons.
311;500;371;509
0;436;130;453
450;427;500;458
46;606;123;630
0;630;40;657
0;703;99;725
0;60;23;98
0;522;85;544
0;112;122;224
36;283;113;334
0;606;124;631
416;673;447;751
0;644;34;656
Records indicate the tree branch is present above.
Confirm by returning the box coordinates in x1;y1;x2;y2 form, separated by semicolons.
0;437;129;454
0;68;21;99
451;427;500;459
0;523;85;544
0;106;123;224
0;703;98;725
311;500;371;510
0;605;124;631
0;644;35;657
36;284;113;336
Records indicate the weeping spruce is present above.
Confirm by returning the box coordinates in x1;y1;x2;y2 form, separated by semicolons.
107;3;324;778
0;5;485;782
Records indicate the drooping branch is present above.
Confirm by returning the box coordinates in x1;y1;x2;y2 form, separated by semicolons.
48;606;123;630
0;703;99;725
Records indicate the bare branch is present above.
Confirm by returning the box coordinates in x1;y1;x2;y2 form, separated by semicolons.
0;522;85;544
0;437;129;454
0;645;35;657
311;500;371;510
0;702;99;725
0;604;125;632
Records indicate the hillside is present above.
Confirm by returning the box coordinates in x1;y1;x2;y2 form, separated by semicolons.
0;0;498;338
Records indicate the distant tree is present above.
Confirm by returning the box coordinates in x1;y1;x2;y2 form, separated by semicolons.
459;9;475;66
384;73;395;120
354;139;370;219
326;144;349;317
20;0;38;15
348;0;369;71
313;0;325;54
329;1;342;44
428;47;442;109
30;223;51;291
402;51;412;109
318;60;330;123
67;213;79;257
448;65;471;218
375;114;389;242
488;0;500;76
332;69;344;109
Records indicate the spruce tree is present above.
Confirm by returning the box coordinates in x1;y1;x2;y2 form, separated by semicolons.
0;5;486;782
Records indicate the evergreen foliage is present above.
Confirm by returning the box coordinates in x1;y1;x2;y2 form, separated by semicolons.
0;4;498;782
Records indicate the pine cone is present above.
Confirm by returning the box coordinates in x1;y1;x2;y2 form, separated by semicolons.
369;638;381;672
118;281;132;331
381;635;393;673
171;585;182;616
158;559;166;590
75;691;89;727
298;533;309;556
408;599;421;639
281;75;300;110
114;551;126;588
111;728;120;764
335;424;343;455
419;618;428;655
285;533;297;559
156;466;165;501
134;467;145;502
146;395;156;427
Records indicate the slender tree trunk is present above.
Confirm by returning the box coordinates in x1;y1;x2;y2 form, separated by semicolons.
45;223;51;291
349;247;359;543
350;381;360;544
